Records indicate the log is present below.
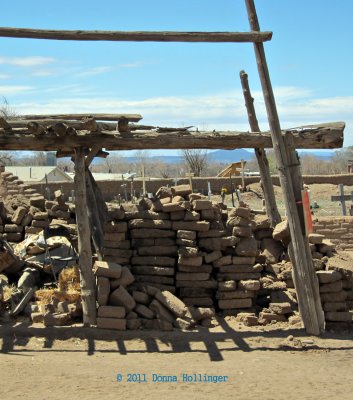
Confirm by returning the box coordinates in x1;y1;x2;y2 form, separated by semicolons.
0;27;272;43
20;113;142;122
74;147;96;326
85;169;107;260
0;117;12;132
246;0;324;335
8;120;192;132
285;132;325;331
240;70;281;226
0;122;344;151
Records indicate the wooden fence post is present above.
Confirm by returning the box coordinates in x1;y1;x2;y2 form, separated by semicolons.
74;147;96;326
239;70;281;227
246;0;324;335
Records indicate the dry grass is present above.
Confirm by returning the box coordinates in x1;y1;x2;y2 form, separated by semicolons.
58;266;81;292
2;284;17;302
35;266;81;305
35;288;81;304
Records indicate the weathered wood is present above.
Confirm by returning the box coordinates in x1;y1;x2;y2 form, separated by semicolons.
8;120;183;132
0;27;272;43
285;132;325;333
0;117;12;132
27;121;45;136
52;122;68;137
85;169;107;261
85;145;103;167
246;0;324;335
56;148;109;159
20;113;142;122
80;118;99;132
74;147;96;326
0;122;344;151
240;70;281;226
332;184;349;215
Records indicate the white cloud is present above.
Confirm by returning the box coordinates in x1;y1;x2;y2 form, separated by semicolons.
0;85;33;94
12;86;352;145
76;66;114;77
0;74;10;80
0;56;55;67
118;61;145;68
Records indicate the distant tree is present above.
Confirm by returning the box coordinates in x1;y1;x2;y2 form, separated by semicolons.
0;97;18;119
0;98;18;165
181;149;209;177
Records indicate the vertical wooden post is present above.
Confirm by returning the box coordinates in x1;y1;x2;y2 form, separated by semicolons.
239;70;281;227
229;173;235;207
241;159;245;190
74;147;96;326
246;0;324;335
285;132;325;333
142;164;146;196
188;172;194;192
338;184;347;215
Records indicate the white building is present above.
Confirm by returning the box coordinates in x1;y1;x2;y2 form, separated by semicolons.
5;166;73;183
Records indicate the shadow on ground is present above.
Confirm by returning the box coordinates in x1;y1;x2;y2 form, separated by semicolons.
1;319;352;362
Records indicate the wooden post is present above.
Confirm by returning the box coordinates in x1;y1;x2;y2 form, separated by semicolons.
142;164;146;196
246;0;324;335
74;147;96;326
85;169;105;261
241;159;245;190
239;70;281;227
188;172;194;192
339;184;347;216
330;186;353;215
285;132;325;333
229;173;235;207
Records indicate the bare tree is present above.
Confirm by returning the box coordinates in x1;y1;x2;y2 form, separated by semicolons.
181;149;209;177
0;98;17;165
0;97;18;119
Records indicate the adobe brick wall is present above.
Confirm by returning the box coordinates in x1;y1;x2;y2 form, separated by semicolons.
28;174;353;202
313;216;353;250
29;176;261;202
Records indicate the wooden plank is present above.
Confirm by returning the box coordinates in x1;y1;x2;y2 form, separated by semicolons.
0;122;344;151
246;0;324;335
239;70;281;226
85;169;106;261
331;195;353;202
74;147;96;326
339;184;347;216
285;132;325;333
85;145;103;167
0;27;272;43
19;113;142;122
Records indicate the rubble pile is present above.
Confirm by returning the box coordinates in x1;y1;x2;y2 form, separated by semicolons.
0;184;75;243
95;260;216;330
0;182;352;331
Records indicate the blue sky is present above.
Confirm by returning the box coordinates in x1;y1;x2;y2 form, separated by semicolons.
1;0;352;156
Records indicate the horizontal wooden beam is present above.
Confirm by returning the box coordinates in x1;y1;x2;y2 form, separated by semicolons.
0;122;344;151
19;113;142;122
0;27;272;43
8;119;188;133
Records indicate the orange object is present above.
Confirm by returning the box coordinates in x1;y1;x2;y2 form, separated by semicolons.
302;190;313;234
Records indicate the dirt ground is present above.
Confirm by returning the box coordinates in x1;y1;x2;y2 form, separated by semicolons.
1;320;353;400
221;183;353;217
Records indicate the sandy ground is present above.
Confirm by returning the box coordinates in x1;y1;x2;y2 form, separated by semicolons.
1;320;353;400
221;183;353;216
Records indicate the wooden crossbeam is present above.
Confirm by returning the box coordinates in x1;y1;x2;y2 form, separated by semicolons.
0;122;345;151
0;27;272;43
19;113;142;122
